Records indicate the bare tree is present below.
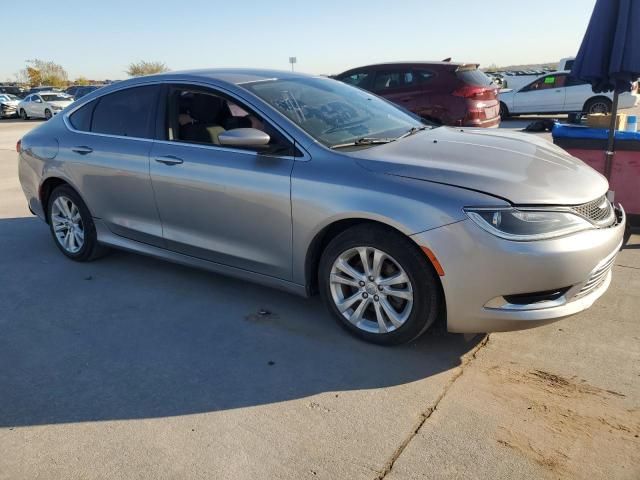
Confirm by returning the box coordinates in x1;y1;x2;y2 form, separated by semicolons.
19;59;69;87
126;60;170;77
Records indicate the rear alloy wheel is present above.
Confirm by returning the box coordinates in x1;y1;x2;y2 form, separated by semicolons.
585;97;612;115
319;224;442;345
20;109;28;120
48;185;108;261
44;109;52;120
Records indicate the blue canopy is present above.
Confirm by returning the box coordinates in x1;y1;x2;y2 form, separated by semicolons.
570;0;640;93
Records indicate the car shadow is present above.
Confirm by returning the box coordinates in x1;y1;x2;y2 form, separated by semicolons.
0;217;482;428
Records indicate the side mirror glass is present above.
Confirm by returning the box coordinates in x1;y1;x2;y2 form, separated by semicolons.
218;128;270;148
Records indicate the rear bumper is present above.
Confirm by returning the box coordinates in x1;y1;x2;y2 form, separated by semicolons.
411;206;625;333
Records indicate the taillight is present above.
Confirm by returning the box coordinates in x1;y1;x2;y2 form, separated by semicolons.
16;139;21;153
452;85;497;99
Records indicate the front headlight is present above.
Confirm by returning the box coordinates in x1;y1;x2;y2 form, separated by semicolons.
464;207;592;241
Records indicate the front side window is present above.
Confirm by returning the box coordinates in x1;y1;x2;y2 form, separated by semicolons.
91;85;159;138
241;76;423;148
41;94;69;102
165;86;293;155
524;74;566;92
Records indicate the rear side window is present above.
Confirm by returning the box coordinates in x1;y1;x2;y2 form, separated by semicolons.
456;68;493;87
91;85;159;138
69;100;98;131
374;71;403;90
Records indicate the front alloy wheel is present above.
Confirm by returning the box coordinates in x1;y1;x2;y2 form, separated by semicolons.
319;224;442;345
330;247;413;334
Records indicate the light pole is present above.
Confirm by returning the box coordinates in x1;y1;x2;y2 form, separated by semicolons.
289;57;297;72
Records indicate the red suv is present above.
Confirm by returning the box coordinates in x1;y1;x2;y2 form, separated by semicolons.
335;62;500;128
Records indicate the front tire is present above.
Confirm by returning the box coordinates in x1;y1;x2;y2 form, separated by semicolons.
20;109;28;120
47;185;108;261
318;224;442;345
499;102;510;119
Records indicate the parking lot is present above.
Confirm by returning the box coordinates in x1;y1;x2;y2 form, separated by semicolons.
1;117;638;479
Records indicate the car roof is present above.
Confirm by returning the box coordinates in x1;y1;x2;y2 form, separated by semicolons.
141;68;316;85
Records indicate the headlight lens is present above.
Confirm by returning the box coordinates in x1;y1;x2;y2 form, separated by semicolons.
464;207;592;241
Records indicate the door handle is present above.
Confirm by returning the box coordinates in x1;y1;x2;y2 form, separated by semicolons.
72;146;93;155
155;155;184;165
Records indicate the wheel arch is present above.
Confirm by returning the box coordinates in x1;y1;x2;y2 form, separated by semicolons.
39;176;91;223
582;95;612;113
303;217;440;296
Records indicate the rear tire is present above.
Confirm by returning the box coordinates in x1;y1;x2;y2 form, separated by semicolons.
44;109;52;120
20;109;28;120
47;185;109;262
584;97;612;115
318;224;442;345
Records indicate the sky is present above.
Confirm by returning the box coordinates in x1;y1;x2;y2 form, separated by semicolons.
4;0;596;81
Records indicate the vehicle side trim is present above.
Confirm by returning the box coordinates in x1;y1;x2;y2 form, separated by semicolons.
93;219;308;297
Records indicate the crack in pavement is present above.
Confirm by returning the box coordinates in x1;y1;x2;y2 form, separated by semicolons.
375;334;491;480
616;264;640;270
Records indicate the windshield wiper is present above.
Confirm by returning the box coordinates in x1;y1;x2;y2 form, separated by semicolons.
330;137;394;150
394;125;429;141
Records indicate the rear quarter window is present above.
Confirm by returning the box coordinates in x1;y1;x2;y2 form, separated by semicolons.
456;69;493;87
69;100;98;131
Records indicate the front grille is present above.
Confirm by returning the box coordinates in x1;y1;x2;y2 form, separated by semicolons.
573;254;616;299
571;196;614;225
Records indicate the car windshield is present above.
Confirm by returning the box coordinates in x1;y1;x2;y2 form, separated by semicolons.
240;76;424;148
41;94;70;102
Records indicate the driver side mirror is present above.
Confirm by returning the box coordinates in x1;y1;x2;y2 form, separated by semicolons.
34;98;43;103
218;128;270;148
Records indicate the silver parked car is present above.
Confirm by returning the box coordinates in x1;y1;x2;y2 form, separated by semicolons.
17;69;625;345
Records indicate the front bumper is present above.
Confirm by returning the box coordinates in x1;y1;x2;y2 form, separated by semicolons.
411;205;625;333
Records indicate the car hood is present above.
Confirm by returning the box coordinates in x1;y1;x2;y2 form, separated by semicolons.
353;127;608;205
1;99;19;106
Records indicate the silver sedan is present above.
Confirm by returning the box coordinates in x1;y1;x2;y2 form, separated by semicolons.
17;69;625;345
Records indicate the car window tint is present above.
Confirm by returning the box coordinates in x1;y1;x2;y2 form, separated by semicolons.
414;70;434;84
91;85;158;138
374;72;403;90
69;99;98;131
566;76;588;87
340;72;371;88
168;86;294;155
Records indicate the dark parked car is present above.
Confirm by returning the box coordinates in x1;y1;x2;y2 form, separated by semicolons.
65;85;102;100
0;85;26;98
335;62;500;127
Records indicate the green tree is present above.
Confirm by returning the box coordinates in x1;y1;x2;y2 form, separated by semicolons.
74;76;91;85
126;60;169;77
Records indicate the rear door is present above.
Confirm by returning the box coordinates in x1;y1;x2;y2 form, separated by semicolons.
371;69;415;108
564;76;590;111
512;74;567;113
61;85;165;246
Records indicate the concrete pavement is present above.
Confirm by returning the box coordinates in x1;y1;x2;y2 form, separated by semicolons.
0;119;638;479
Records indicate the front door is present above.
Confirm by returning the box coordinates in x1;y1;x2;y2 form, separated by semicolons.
149;85;296;279
513;74;567;113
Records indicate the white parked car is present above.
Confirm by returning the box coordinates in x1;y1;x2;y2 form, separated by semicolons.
498;71;639;117
17;92;74;120
0;93;20;118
